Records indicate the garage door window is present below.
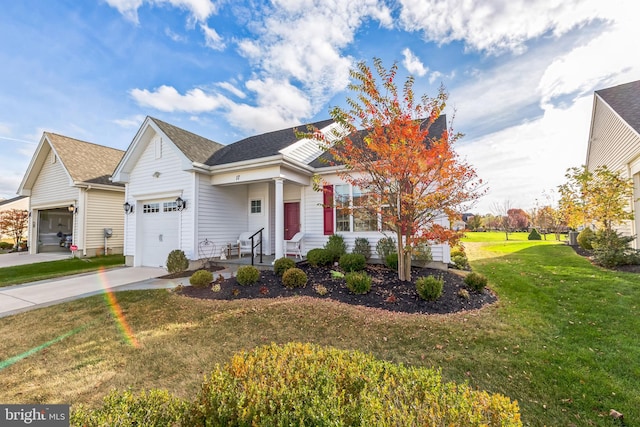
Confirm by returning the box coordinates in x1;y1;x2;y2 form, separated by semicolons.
143;203;160;213
163;201;178;212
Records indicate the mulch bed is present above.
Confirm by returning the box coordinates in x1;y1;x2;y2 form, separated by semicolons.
178;262;496;315
569;244;640;273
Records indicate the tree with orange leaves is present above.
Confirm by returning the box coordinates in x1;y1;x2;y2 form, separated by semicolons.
309;58;484;281
0;209;29;250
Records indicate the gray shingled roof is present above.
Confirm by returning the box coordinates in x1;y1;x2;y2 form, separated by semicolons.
309;115;448;168
0;195;27;207
206;119;335;166
45;133;124;186
596;80;640;134
150;117;225;164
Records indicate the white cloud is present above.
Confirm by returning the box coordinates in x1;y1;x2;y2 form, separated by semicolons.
105;0;217;24
130;85;227;112
200;23;225;50
538;5;640;108
237;0;392;108
113;115;146;128
225;78;313;134
215;81;246;99
398;0;607;55
402;48;428;77
165;27;186;42
104;0;144;23
457;95;593;213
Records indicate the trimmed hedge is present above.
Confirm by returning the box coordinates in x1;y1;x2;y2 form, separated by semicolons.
73;343;522;426
236;265;260;286
273;257;296;276
306;248;332;267
528;228;542;240
464;272;488;292
166;249;189;274
345;271;372;294
339;253;366;272
281;267;307;288
416;275;443;301
577;228;595;250
189;270;213;288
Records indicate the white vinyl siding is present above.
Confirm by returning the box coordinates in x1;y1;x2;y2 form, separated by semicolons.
588;97;640;173
30;147;78;207
301;173;450;266
587;97;640;245
125;133;195;263
85;189;125;255
195;173;249;258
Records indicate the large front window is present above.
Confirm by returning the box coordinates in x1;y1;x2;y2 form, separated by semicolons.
334;184;377;232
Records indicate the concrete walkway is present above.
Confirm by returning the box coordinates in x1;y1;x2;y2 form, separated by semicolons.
0;266;181;318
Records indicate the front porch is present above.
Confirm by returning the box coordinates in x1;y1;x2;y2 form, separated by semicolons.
208;254;305;271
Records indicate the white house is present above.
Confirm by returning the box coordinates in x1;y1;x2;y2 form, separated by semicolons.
18;133;125;256
586;80;640;248
112;116;452;269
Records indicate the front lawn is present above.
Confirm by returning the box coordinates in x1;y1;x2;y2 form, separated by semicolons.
0;255;125;287
0;238;637;425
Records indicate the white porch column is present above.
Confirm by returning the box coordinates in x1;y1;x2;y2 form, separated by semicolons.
274;178;284;259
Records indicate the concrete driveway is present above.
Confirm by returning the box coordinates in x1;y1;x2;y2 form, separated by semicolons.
0;251;73;268
0;266;178;318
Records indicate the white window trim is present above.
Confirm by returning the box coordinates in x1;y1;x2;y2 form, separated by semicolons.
250;198;263;215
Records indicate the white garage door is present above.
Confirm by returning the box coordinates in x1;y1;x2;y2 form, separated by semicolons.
140;200;180;267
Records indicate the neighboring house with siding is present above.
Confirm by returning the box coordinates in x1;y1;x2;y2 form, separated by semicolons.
17;133;125;256
586;80;640;248
112;116;451;269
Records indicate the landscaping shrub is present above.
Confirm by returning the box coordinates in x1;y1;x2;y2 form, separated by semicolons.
591;229;640;268
450;247;465;258
306;248;332;267
451;254;469;270
339;253;366;272
345;271;372;294
577;227;595;250
313;284;328;296
352;237;371;260
528;228;542;240
236;265;260;286
385;253;398;270
376;236;396;259
464;272;488;292
189;270;213;288
71;389;187;426
273;257;295;276
412;241;433;267
0;242;13;250
282;267;307;288
324;234;347;261
184;342;522;426
416;275;444;301
166;249;189;274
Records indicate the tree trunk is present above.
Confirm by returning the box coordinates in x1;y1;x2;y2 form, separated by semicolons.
397;231;406;281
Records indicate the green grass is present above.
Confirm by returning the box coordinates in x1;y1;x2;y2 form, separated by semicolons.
0;255;125;287
0;238;638;426
462;230;566;243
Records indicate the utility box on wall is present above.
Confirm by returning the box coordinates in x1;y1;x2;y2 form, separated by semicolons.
104;228;113;238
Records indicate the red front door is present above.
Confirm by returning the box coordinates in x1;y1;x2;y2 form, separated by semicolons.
284;202;300;240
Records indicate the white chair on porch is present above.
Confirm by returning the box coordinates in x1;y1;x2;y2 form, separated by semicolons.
237;232;254;257
285;232;304;259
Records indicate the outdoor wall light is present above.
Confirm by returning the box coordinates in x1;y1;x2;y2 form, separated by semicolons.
68;204;77;214
176;196;186;211
123;202;134;214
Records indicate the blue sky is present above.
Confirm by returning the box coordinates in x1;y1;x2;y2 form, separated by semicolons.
1;0;639;213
